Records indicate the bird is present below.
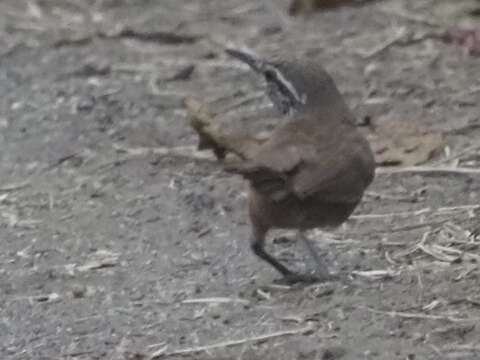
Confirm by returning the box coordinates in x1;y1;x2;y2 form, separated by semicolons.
223;48;375;283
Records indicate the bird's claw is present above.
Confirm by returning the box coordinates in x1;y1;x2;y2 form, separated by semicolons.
283;271;335;284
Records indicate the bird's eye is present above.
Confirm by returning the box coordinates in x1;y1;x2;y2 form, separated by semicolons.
264;69;276;81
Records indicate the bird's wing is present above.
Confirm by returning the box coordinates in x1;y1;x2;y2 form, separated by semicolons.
291;145;372;203
225;145;302;201
227;126;373;203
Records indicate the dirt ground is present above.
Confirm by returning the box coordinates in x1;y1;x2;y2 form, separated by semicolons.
1;0;480;359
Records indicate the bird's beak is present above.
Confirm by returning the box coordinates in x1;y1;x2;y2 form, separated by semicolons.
225;48;264;72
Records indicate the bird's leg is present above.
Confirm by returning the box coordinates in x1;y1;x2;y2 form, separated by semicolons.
250;232;295;278
250;230;322;284
298;231;332;281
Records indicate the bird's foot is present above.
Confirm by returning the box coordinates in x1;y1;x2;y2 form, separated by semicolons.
283;271;336;285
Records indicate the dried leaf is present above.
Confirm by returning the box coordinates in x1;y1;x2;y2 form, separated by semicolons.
186;99;443;168
360;117;445;167
184;97;265;161
184;97;227;159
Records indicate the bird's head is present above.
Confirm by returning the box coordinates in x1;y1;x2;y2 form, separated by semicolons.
226;48;341;116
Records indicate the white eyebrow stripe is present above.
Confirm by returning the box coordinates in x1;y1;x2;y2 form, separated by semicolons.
265;65;304;104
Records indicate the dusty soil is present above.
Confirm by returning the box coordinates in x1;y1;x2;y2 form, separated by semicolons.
1;0;480;359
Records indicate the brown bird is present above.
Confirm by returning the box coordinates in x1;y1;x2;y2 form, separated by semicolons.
224;49;375;283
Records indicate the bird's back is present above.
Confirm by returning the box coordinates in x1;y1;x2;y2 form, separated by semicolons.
246;108;375;232
258;107;374;197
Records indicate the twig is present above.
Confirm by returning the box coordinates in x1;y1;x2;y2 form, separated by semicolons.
393;231;431;260
262;283;293;291
256;288;272;300
439;222;473;243
364;190;415;202
442;344;480;352
90;144;219;174
351;269;399;279
149;323;315;359
417;243;458;262
376;166;480;175
414;261;425;305
351;208;431;219
384;251;397;265
112;143;215;161
359;26;408;59
454;265;477;281
429;344;445;359
0;181;31;192
434;143;480;165
433;245;480;262
437;205;480;212
389;220;449;233
182;297;250;305
366;307;477;322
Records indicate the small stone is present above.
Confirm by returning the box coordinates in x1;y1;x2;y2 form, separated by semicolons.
71;284;86;298
322;345;346;360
